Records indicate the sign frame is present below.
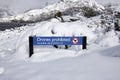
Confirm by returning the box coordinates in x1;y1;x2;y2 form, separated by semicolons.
29;36;87;57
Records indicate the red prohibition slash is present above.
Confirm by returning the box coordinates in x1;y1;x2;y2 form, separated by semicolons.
72;37;79;44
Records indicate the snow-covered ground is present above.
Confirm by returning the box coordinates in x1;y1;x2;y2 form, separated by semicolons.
0;46;120;80
0;17;120;80
0;0;120;80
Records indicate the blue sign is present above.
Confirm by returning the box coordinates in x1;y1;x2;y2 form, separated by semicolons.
29;36;87;57
33;36;83;45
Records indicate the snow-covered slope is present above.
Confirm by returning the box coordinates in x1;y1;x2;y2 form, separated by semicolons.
0;18;119;60
0;43;120;80
96;0;120;4
0;0;60;17
0;7;16;18
0;18;120;79
0;0;120;80
0;0;104;22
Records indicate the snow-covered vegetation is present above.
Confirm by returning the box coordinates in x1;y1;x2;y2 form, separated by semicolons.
0;0;104;22
0;0;120;80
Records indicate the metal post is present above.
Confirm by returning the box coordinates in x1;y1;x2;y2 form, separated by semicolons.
29;36;33;57
82;36;87;49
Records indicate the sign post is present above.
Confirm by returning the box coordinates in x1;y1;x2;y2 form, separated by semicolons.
29;36;87;57
82;36;87;49
29;36;33;57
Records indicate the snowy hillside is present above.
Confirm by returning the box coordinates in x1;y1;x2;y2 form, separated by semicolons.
0;0;60;18
0;7;16;18
0;0;104;22
0;0;120;80
0;17;120;80
96;0;120;4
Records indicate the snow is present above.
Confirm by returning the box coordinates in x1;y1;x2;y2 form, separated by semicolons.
115;5;120;12
96;0;120;4
9;18;98;60
101;45;120;57
0;67;4;74
0;7;15;18
0;46;120;80
0;0;60;17
0;0;120;18
0;16;120;61
95;30;120;47
0;0;104;22
0;0;120;80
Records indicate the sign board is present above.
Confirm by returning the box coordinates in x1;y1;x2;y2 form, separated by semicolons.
33;37;83;45
29;36;87;57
